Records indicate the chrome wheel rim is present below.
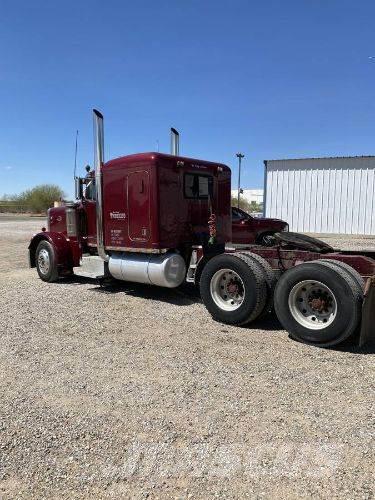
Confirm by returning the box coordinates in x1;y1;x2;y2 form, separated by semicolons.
210;268;245;311
38;248;50;275
288;280;337;330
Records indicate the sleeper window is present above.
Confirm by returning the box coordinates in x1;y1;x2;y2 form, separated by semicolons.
184;174;212;199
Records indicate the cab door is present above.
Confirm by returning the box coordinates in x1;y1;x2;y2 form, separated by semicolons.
82;177;97;247
127;171;151;242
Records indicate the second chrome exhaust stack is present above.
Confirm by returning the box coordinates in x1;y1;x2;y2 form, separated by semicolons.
170;127;179;156
93;109;109;262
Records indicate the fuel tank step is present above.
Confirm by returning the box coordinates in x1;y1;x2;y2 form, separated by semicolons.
73;255;105;279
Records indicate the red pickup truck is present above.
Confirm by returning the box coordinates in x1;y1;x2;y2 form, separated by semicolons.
231;206;289;245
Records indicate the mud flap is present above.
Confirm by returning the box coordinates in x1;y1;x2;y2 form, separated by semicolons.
359;276;375;347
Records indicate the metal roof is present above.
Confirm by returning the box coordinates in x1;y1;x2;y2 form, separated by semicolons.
265;155;375;163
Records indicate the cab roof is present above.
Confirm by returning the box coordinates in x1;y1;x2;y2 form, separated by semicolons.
104;152;231;173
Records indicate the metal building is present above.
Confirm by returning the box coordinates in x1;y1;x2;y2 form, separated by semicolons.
264;156;375;235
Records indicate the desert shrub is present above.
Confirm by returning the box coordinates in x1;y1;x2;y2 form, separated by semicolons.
1;184;65;213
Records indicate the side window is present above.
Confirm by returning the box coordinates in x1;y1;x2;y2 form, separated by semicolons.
232;208;242;220
198;176;209;197
184;173;212;199
85;179;96;201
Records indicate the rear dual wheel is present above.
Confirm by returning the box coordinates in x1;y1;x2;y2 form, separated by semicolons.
237;252;277;319
200;253;271;326
201;254;364;347
274;262;363;347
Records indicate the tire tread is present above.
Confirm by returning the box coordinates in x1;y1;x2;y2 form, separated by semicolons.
238;251;277;318
316;259;365;293
233;252;268;323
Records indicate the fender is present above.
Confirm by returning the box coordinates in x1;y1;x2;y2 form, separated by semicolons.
188;246;225;285
28;231;73;271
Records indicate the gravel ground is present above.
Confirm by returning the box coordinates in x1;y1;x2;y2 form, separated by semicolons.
308;234;375;252
0;217;374;499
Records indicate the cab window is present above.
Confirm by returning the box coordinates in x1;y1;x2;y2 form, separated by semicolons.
232;207;242;221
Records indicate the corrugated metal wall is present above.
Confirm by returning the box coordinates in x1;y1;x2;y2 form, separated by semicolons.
265;157;375;235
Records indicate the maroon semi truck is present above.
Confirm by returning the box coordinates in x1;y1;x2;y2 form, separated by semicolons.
29;110;375;348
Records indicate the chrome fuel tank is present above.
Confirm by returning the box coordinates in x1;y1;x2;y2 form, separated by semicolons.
108;252;186;288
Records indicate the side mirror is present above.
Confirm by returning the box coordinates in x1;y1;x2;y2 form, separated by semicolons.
74;177;84;200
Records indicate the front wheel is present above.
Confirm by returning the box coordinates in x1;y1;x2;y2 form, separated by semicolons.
274;262;363;347
35;240;59;282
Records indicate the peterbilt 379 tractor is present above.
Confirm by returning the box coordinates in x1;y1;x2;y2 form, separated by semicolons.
29;110;375;348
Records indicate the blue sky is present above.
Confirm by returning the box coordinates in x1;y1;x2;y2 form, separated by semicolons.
1;0;374;198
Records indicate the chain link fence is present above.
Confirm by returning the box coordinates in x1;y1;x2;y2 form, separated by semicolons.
0;200;32;213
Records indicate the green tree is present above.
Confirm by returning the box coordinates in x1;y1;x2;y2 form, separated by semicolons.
231;196;262;214
17;184;65;213
249;200;263;213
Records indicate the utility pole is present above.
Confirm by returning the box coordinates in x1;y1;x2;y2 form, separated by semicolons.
236;153;245;209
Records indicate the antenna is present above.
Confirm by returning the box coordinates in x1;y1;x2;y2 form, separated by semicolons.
73;130;79;179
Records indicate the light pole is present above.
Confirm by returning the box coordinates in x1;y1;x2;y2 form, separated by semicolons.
236;153;245;209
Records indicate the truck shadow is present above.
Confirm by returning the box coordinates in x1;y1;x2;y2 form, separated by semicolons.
329;336;375;355
244;312;285;332
63;276;202;307
243;313;375;354
57;276;375;353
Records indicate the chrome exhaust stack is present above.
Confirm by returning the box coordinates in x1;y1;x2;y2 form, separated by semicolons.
93;109;109;262
170;127;180;156
74;177;82;200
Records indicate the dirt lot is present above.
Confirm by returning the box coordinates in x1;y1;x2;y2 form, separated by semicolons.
0;216;374;499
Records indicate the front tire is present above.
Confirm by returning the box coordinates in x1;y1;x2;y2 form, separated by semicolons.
274;262;363;347
35;241;59;282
